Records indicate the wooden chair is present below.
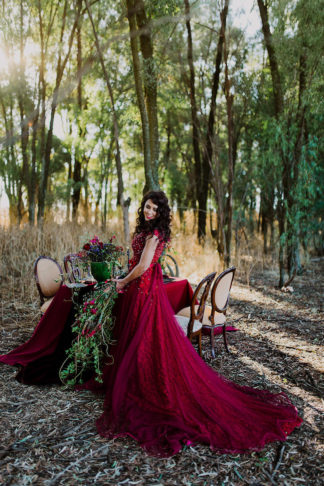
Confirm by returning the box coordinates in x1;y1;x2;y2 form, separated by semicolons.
202;267;236;357
64;253;92;283
164;254;179;277
175;272;216;356
34;256;64;314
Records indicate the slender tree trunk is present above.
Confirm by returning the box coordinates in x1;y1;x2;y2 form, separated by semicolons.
37;0;81;224
135;0;159;186
184;0;201;206
29;94;40;226
72;11;83;222
126;0;159;193
224;36;234;266
66;152;72;222
258;0;305;283
257;0;286;284
83;158;90;223
17;0;29;224
257;0;283;115
0;95;18;224
199;0;229;241
286;52;306;276
85;0;130;243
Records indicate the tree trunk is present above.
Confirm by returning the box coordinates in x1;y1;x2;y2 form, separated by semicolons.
199;0;229;241
224;36;234;266
72;12;83;222
135;0;159;187
257;0;286;285
286;52;306;277
258;0;305;283
66;152;72;222
85;0;130;244
17;0;29;224
126;0;159;193
184;0;201;207
29;96;40;226
37;0;81;224
257;0;284;116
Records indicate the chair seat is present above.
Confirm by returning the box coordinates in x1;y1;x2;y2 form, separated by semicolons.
175;315;202;334
40;296;55;314
177;305;226;326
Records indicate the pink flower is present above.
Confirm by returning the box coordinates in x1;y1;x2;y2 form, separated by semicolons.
91;308;97;314
88;329;96;337
90;300;95;305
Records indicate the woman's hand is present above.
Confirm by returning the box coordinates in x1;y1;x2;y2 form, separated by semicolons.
111;277;127;292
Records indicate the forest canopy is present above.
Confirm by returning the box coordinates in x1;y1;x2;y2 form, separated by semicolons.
0;0;323;286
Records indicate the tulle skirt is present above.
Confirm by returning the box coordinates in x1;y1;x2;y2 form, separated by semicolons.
79;264;302;457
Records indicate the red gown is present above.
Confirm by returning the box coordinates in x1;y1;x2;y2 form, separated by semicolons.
80;230;302;457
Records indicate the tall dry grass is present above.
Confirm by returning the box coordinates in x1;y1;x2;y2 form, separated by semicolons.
0;212;275;307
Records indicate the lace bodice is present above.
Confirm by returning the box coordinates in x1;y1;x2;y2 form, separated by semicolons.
128;230;165;294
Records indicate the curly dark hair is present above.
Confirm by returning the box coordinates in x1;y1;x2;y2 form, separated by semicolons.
134;190;171;242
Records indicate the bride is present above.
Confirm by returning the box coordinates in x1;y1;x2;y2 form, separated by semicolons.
78;190;302;457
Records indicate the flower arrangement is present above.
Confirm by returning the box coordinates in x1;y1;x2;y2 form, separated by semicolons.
81;235;125;282
59;235;126;386
83;235;124;263
59;281;118;386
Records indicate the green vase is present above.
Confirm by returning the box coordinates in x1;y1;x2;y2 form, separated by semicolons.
90;261;111;282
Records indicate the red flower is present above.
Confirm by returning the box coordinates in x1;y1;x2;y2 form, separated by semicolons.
91;308;97;314
83;243;90;251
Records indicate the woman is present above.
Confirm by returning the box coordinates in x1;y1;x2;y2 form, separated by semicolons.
80;190;302;457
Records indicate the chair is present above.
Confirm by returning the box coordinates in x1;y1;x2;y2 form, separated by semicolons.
175;272;216;356
202;267;236;357
64;253;92;283
164;254;179;277
34;256;64;314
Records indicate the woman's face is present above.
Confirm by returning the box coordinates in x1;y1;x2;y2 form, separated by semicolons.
143;199;158;221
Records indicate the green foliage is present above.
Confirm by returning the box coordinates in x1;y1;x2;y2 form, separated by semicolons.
59;282;118;386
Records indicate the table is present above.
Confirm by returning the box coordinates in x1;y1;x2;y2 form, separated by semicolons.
0;279;194;384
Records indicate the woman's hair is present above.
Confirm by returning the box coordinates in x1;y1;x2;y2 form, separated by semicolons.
134;190;171;242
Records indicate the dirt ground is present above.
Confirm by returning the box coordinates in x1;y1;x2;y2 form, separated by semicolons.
0;258;323;486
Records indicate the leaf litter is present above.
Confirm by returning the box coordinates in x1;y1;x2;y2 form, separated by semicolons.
0;259;323;485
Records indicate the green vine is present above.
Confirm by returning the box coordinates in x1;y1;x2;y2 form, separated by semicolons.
59;281;118;387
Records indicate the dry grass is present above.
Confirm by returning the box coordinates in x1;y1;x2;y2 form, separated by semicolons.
0;222;323;485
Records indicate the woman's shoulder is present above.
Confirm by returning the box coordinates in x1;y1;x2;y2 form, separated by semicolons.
151;228;169;244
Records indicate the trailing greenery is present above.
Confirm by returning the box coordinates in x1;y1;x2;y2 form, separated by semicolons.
59;282;118;387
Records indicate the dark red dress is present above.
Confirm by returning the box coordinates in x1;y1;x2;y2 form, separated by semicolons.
79;230;302;457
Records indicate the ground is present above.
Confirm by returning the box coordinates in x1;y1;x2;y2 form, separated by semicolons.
0;259;323;486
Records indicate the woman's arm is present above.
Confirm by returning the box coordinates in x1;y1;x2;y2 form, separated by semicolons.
112;235;159;291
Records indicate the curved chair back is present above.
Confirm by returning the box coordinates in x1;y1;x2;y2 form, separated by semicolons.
34;256;63;304
209;267;236;323
64;253;82;283
188;271;216;335
164;254;179;277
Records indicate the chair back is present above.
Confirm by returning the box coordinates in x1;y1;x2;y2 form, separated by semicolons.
164;254;179;277
188;272;216;334
64;253;81;283
209;267;236;322
34;256;63;302
64;253;92;283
